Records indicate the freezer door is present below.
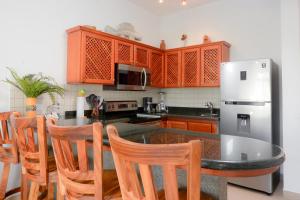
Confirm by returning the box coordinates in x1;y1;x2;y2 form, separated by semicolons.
221;59;272;102
220;102;272;143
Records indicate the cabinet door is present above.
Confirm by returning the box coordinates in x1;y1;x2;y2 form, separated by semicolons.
200;44;221;87
134;45;149;67
211;122;218;134
150;50;164;87
165;51;182;87
82;32;115;84
182;48;200;87
167;120;187;130
188;121;212;133
115;40;134;65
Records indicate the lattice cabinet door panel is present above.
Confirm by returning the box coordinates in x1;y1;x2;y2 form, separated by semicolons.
200;44;222;87
165;51;182;87
182;48;200;87
150;50;164;88
134;45;149;67
82;32;115;84
115;40;134;65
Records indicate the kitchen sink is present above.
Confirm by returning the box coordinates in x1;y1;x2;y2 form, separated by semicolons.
200;113;219;118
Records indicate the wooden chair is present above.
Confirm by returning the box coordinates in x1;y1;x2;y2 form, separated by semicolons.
10;113;61;200
107;125;214;200
46;118;121;200
0;112;20;200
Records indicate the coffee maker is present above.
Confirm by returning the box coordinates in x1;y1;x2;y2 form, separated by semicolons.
142;97;152;113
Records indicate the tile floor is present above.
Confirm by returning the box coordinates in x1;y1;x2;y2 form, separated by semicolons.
228;183;300;200
6;182;300;200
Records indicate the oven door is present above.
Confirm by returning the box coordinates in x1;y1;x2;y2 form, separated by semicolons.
116;64;150;91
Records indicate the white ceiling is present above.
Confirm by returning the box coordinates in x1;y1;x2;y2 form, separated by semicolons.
127;0;219;16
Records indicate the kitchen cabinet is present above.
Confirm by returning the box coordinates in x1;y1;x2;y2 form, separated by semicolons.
149;50;164;87
164;118;218;134
165;50;182;87
115;40;134;65
166;120;187;130
182;48;200;87
67;30;115;84
200;43;230;87
188;121;212;133
66;26;230;87
134;45;149;68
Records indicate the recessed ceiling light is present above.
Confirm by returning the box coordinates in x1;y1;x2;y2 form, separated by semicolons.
159;0;164;3
181;0;187;6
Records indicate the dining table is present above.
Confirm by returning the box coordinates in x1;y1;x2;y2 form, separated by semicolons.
57;118;285;200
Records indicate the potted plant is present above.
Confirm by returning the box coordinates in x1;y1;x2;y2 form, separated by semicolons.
4;68;64;117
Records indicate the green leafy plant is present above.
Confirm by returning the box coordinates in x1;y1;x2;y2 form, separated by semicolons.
4;68;64;103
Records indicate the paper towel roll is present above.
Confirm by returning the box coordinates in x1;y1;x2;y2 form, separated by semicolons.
76;97;85;118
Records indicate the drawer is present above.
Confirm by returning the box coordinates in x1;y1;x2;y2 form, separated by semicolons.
188;121;212;133
167;120;188;130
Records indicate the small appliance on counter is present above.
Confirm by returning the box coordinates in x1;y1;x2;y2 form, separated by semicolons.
142;97;153;113
156;92;168;113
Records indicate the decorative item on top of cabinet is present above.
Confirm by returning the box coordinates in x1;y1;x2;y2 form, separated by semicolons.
200;43;230;87
165;50;182;87
160;40;166;50
203;35;211;44
115;40;134;65
134;45;149;67
181;34;188;47
150;50;164;87
67;29;115;84
182;47;200;87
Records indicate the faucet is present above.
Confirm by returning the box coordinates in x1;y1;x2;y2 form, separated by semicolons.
205;102;214;116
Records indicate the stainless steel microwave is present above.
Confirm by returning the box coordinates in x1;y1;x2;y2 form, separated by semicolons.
103;64;151;91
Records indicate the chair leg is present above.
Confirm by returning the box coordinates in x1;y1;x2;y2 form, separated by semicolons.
0;163;11;200
28;182;40;200
47;183;54;200
56;180;64;200
21;174;28;200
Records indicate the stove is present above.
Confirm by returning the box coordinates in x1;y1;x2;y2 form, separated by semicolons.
100;101;161;124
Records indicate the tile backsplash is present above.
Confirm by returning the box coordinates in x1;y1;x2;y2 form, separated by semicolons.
10;85;220;115
161;88;220;108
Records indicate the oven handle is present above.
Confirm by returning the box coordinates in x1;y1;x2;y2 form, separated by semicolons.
142;68;147;90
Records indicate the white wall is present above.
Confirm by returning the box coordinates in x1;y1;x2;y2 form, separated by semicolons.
281;0;300;194
159;0;282;109
0;0;161;191
0;0;161;110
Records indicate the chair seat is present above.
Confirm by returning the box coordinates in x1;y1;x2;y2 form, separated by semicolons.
103;170;122;200
157;188;214;200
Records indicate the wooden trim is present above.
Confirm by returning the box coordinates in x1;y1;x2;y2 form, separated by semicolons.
67;26;162;51
201;166;279;177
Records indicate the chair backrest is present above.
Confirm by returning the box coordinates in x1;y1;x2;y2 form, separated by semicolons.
0;112;18;163
46;118;103;199
10;113;49;185
107;125;202;200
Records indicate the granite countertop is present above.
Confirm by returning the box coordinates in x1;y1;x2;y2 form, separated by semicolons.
138;106;220;121
57;120;285;171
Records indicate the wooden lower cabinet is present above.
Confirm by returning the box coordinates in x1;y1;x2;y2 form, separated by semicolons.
188;121;212;133
164;118;218;134
167;120;188;130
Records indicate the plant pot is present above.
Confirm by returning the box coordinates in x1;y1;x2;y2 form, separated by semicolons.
26;98;37;117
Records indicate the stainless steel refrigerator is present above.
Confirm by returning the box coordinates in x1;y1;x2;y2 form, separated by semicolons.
220;59;280;194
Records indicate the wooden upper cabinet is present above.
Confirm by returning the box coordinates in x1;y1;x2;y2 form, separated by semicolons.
149;50;164;87
182;48;200;87
134;45;149;67
165;50;182;87
200;43;230;87
67;29;115;84
115;40;134;65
